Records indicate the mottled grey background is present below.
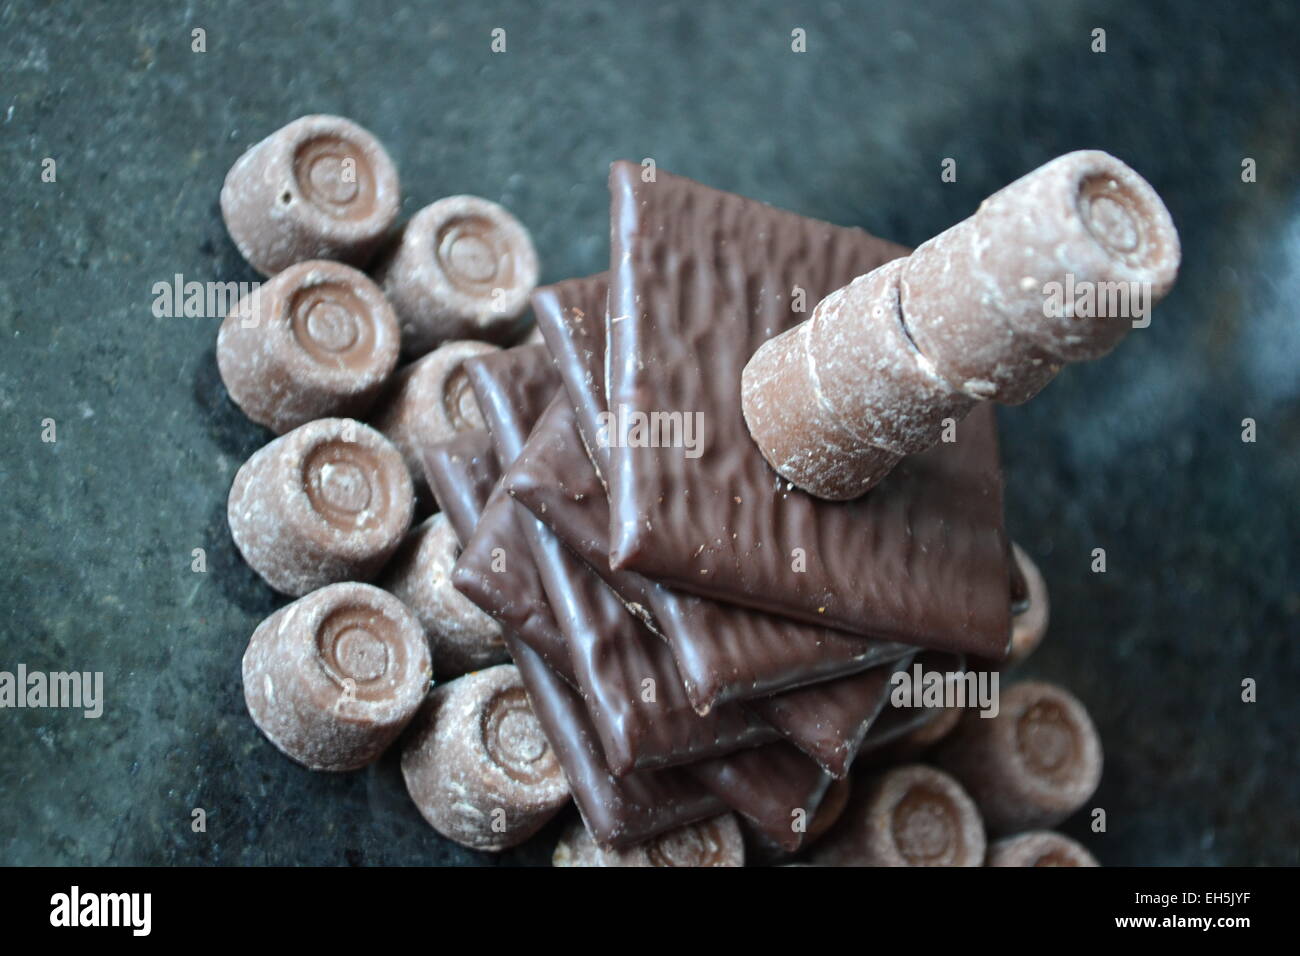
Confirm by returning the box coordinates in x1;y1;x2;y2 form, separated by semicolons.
1;0;1297;866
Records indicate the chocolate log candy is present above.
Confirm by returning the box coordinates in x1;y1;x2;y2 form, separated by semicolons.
374;196;539;357
553;813;744;867
811;765;986;867
603;162;1013;653
986;830;1099;867
743;151;1181;498
216;260;400;434
935;680;1102;833
423;430;727;847
242;582;430;771
1007;543;1050;668
228;418;414;596
401;664;568;851
368;339;499;501
377;513;507;677
220;115;400;276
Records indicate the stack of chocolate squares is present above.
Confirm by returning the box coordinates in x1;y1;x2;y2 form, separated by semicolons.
422;152;1177;861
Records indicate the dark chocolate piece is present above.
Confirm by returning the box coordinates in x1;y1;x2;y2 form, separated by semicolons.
526;283;916;708
745;655;914;778
401;663;568;851
688;742;831;853
934;680;1103;834
424;428;725;847
857;651;967;756
242;582;430;771
466;352;776;773
604;162;1012;656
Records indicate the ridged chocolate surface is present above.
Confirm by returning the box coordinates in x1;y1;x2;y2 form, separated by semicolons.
424;428;724;848
688;743;832;853
469;354;777;773
532;274;911;708
605;162;1011;655
507;395;908;773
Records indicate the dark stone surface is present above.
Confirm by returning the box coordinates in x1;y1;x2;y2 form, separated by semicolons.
1;0;1296;865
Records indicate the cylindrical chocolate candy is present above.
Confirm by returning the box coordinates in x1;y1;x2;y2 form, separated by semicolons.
228;418;414;596
986;830;1099;867
935;680;1102;834
220;115;400;276
811;764;985;866
378;513;507;677
401;664;568;851
368;340;499;500
374;196;539;356
216;260;400;434
742;151;1180;499
552;814;744;867
1007;542;1050;668
242;582;431;771
903;150;1180;391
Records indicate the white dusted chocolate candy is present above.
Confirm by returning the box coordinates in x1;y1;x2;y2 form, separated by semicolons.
220;115;400;276
401;664;568;851
242;582;431;771
552;814;743;867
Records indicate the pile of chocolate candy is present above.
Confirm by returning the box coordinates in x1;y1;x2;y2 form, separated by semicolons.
217;114;1180;866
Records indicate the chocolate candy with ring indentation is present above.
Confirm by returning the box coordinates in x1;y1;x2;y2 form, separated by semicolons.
374;196;539;357
220;115;400;276
368;339;499;501
242;582;430;771
552;813;744;867
401;663;569;851
377;513;506;677
812;764;986;866
227;418;414;596
217;260;400;434
934;680;1103;834
742;152;1181;498
986;830;1099;867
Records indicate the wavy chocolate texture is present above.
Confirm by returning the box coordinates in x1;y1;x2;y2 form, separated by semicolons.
688;742;832;853
423;428;723;848
506;396;909;773
467;353;776;773
532;275;912;709
604;163;1011;655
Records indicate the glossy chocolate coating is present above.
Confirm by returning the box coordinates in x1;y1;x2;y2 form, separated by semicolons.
935;680;1103;833
227;418;414;596
220;115;400;276
466;349;778;773
424;428;726;848
603;162;1012;653
374;196;539;357
402;664;568;850
812;764;986;867
377;513;507;676
242;582;430;771
217;260;401;434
